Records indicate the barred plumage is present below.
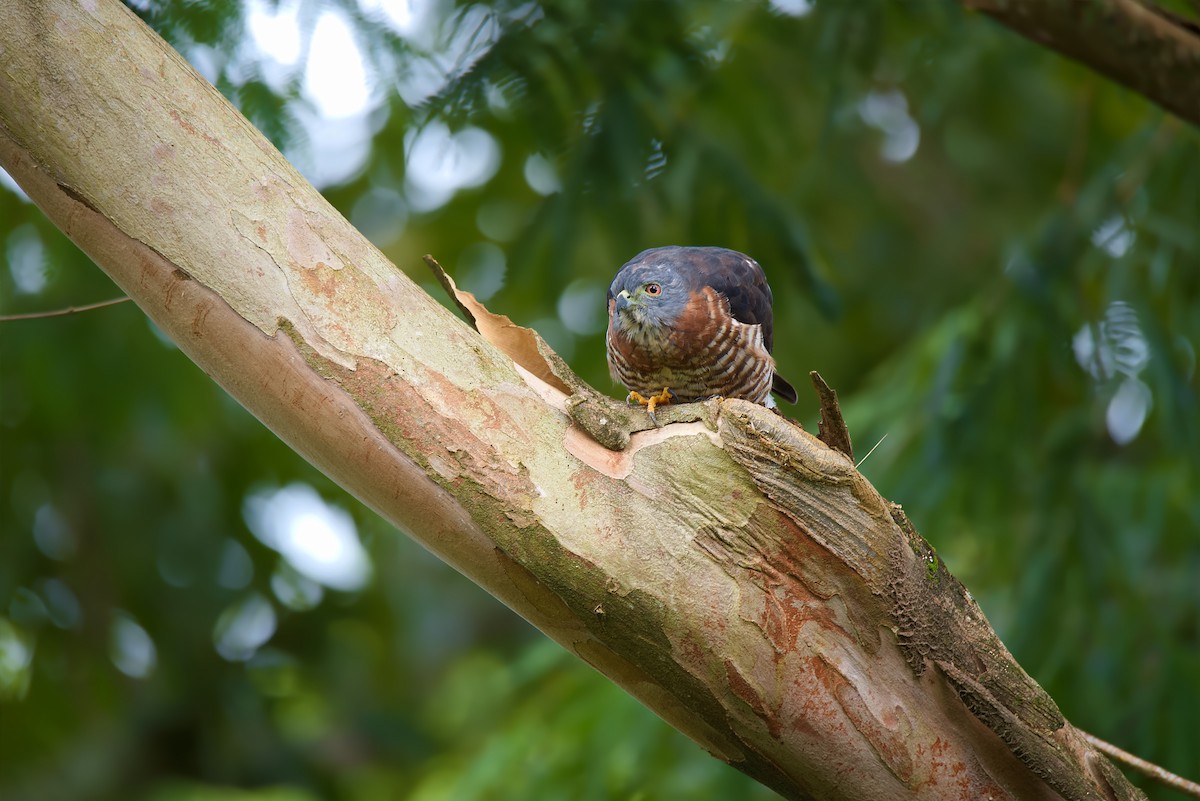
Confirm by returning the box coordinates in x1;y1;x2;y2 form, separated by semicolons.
605;246;796;414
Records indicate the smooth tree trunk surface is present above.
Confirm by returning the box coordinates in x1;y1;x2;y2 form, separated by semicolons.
0;1;1152;799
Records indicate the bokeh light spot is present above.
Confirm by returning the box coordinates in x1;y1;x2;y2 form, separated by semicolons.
557;279;607;336
214;593;278;662
304;11;372;120
858;89;920;164
244;483;371;592
110;612;158;679
0;618;33;700
7;224;47;295
405;123;501;212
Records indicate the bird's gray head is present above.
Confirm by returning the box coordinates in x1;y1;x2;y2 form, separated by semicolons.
608;247;697;339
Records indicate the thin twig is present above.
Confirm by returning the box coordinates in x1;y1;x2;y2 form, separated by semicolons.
1082;731;1200;798
856;433;888;468
0;295;131;321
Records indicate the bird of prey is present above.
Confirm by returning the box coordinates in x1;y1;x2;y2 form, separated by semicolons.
606;246;797;420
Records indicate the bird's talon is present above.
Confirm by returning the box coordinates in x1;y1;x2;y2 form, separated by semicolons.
627;386;673;424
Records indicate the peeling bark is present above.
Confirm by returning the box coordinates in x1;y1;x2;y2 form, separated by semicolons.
809;370;854;462
0;1;1149;799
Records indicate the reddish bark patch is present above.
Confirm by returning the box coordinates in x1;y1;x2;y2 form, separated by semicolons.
168;108;220;147
812;653;914;784
190;299;213;339
570;466;592;509
725;658;780;738
698;504;851;657
299;262;339;299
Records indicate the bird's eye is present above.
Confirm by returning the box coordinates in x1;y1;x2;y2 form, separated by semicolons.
644;283;662;296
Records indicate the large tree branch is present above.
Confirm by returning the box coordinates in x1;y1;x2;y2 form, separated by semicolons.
0;1;1146;798
967;0;1200;126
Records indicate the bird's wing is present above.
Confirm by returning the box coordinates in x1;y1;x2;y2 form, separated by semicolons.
685;248;776;353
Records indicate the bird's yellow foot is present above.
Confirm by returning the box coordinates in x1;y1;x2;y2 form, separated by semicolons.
627;387;675;424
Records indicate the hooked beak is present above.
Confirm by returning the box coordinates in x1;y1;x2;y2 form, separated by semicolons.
614;289;634;314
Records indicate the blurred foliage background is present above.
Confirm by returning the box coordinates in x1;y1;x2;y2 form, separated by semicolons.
2;0;1198;798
